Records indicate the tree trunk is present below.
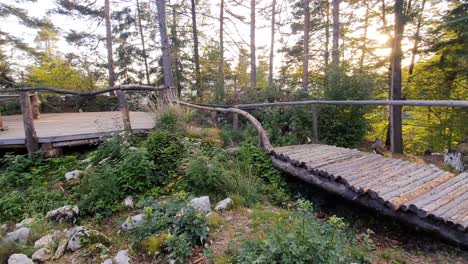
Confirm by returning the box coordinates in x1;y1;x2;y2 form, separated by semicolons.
19;92;39;155
190;0;201;96
268;0;276;93
217;0;225;103
171;4;182;96
156;0;175;94
302;0;310;93
389;0;404;154
324;0;330;70
359;0;369;70
331;0;340;67
136;0;151;85
250;0;256;91
105;0;131;131
104;0;116;95
408;0;426;76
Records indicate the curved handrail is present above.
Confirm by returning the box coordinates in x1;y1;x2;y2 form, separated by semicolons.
0;85;172;96
177;101;273;153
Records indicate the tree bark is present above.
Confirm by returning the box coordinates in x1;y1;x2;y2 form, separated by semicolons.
268;0;276;93
390;0;404;154
302;0;310;93
408;0;426;76
136;0;151;85
104;0;116;96
324;0;330;70
359;0;370;70
250;0;256;91
331;0;340;67
190;0;202;96
217;0;225;103
19;92;39;155
171;4;182;96
156;0;175;95
105;0;131;131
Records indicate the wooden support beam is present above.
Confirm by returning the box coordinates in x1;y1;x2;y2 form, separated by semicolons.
211;111;219;128
30;93;41;120
233;113;239;130
116;88;132;132
311;104;318;143
19;92;39;155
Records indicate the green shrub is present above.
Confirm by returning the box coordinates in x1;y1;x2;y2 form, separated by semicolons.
159;109;178;132
91;136;128;163
166;233;193;264
185;156;225;196
234;200;353;264
146;131;185;179
130;198;208;260
0;241;35;264
76;149;156;216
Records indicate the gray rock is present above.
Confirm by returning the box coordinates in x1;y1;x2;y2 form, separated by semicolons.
65;170;83;181
114;250;130;264
122;196;134;208
15;218;34;229
5;227;30;244
32;248;52;262
190;196;211;213
102;259;113;264
46;205;79;224
66;227;87;251
8;254;33;264
34;230;63;249
53;239;68;260
121;214;145;231
66;227;109;252
215;198;233;211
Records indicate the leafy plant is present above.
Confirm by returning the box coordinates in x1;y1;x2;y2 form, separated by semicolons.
165;233;193;264
145;130;185;180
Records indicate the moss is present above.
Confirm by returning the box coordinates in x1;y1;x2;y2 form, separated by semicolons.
206;213;222;229
139;231;169;255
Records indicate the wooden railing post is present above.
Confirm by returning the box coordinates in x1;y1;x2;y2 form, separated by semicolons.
211;111;219;128
30;92;41;120
19;92;39;155
311;104;318;143
117;86;132;132
233;113;239;130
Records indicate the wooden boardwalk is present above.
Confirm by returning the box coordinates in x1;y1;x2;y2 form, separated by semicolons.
0;112;155;148
271;144;468;246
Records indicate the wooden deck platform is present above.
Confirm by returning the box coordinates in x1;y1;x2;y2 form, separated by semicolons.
271;144;468;246
0;112;156;148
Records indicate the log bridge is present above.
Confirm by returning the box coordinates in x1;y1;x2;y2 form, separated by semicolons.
178;101;468;247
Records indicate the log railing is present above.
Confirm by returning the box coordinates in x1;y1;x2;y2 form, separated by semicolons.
177;101;273;152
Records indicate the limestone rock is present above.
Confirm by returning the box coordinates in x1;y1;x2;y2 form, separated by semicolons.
53;239;68;260
121;214;145;231
65;170;83;181
114;250;130;264
46;205;79;224
8;254;33;264
66;226;110;252
102;259;113;264
122;196;134;208
5;227;30;244
15;218;34;229
215;198;233;211
32;248;52;262
34;230;63;249
190;196;211;213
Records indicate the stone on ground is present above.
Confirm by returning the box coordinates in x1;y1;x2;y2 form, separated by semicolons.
32;248;52;262
65;170;83;181
215;198;233;211
122;196;134;208
53;239;68;260
8;254;33;264
15;218;34;229
5;227;30;244
114;250;130;264
46;205;79;224
121;214;145;231
190;196;211;213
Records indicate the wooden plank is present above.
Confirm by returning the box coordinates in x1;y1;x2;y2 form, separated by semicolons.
386;172;455;210
433;191;468;221
350;159;407;187
345;158;401;183
421;183;468;215
378;167;441;197
402;172;468;212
